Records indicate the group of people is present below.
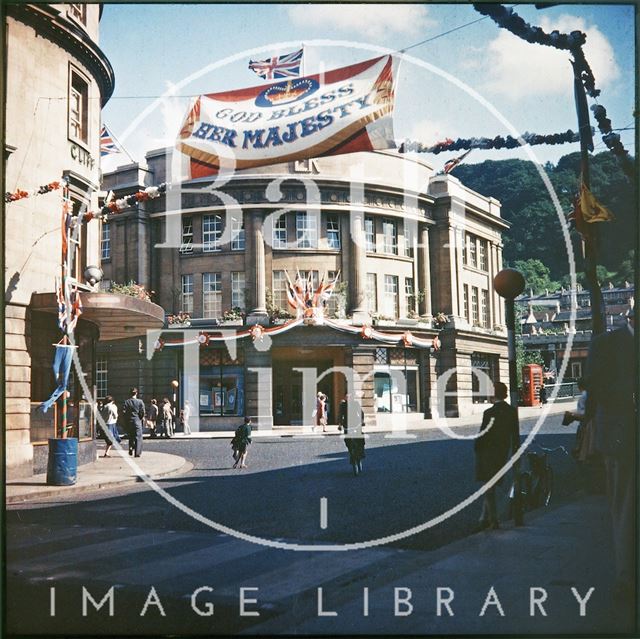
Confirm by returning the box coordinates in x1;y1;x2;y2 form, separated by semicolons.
98;389;192;458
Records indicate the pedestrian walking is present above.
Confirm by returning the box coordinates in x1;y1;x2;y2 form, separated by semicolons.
315;392;328;432
586;310;636;604
474;381;519;530
122;388;145;457
99;395;121;457
231;417;252;469
148;398;159;438
181;399;192;435
160;397;174;438
339;393;366;476
539;382;547;406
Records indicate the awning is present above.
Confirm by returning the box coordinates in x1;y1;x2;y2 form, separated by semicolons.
30;292;165;341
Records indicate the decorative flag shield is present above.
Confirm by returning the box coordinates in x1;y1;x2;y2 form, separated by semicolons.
177;55;398;177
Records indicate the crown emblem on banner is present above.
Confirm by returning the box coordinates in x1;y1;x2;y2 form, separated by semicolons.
257;78;319;108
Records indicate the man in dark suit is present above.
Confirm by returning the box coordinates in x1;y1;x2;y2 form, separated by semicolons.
474;381;520;529
122;387;146;457
586;310;636;601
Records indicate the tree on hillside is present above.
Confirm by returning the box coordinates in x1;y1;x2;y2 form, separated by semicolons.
511;259;560;295
454;152;636;283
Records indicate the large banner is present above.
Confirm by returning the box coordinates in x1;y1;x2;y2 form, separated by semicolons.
177;55;398;176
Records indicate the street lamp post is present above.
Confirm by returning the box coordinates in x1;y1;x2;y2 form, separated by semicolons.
494;268;526;526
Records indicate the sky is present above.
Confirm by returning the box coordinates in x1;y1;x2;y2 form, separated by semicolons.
99;2;636;173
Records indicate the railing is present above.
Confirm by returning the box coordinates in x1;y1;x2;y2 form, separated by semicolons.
544;382;580;400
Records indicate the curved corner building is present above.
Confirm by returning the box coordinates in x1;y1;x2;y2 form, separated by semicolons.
100;148;510;431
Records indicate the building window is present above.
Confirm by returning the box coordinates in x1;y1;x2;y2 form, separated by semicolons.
298;270;319;289
383;275;399;318
468;235;477;268
375;347;389;365
203;214;222;252
199;348;245;417
326;215;341;249
180;217;194;254
481;289;489;327
404;222;414;258
96;358;108;399
273;214;287;249
296;212;317;248
68;3;86;24
463;284;469;321
471;352;497;403
471;286;479;325
479;239;488;271
462;234;467;265
366;273;377;314
365;217;376;252
203;272;222;318
272;271;288;309
382;219;397;255
404;278;415;316
69;69;89;144
181;274;194;314
231;272;245;310
571;361;583;379
231;216;245;250
325;270;340;317
100;223;110;260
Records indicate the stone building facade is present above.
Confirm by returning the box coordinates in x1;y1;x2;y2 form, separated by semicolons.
4;4;163;478
99;149;510;430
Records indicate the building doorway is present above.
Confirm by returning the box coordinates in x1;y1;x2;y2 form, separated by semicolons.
272;347;345;425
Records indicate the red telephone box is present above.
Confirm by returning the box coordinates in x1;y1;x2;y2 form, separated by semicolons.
521;364;543;407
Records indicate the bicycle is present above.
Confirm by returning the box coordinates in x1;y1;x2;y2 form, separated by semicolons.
518;444;568;510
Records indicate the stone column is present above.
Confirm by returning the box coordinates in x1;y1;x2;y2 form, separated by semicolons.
348;213;367;322
490;241;499;329
418;224;432;318
346;346;376;425
245;344;273;429
248;213;268;324
496;242;505;326
448;225;463;319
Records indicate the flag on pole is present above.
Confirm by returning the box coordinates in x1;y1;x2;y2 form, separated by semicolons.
443;149;472;174
580;182;615;223
249;48;303;80
100;124;126;157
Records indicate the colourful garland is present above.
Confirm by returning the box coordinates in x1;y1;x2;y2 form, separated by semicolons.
154;318;441;352
400;129;582;155
472;3;633;175
590;105;635;178
5;180;62;203
472;4;598;97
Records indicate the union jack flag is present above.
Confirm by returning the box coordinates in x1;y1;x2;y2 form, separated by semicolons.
443;149;472;174
248;48;303;80
100;124;124;157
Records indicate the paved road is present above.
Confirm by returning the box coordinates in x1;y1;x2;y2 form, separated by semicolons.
6;413;582;635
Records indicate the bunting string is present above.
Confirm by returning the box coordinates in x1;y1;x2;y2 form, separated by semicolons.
401;129;582;155
472;3;634;175
155;318;441;351
590;104;635;178
5;180;62;203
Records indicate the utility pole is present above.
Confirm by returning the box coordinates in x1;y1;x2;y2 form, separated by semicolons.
573;62;605;336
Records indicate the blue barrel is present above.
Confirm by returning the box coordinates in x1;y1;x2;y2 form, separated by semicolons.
46;438;78;485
